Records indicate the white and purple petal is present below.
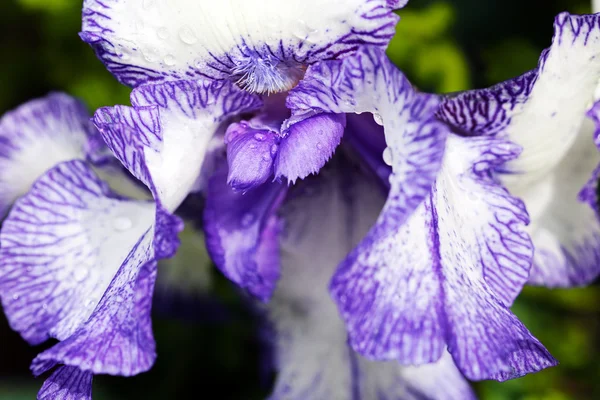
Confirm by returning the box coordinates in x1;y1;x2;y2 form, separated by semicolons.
81;0;404;91
32;253;159;378
204;162;286;301
0;93;98;216
288;46;448;227
438;13;600;287
331;135;556;380
269;159;474;400
0;160;155;345
93;79;262;212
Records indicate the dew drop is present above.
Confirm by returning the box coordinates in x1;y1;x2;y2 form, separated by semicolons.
73;268;89;283
164;55;176;66
249;143;257;150
142;47;160;63
316;142;323;149
468;192;479;202
254;133;266;141
12;294;19;301
113;216;133;232
179;26;198;45
373;113;384;126
157;27;170;40
382;147;393;166
241;213;255;227
262;152;272;162
270;144;279;156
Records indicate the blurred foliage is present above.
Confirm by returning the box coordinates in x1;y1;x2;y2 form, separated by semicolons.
389;2;471;93
0;0;599;399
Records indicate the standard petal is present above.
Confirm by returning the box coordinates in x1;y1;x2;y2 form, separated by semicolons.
288;46;448;226
93;79;262;211
438;13;600;287
0;160;155;345
81;0;403;91
0;93;97;216
526;114;600;286
37;366;93;400
269;159;474;400
331;135;556;380
274;113;346;183
204;162;287;301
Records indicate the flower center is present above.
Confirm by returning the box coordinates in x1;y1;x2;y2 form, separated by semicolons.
231;53;306;94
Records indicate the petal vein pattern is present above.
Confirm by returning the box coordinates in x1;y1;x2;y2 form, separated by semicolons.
81;0;403;90
0;160;155;345
438;12;600;287
0;93;97;217
287;47;448;226
268;160;475;400
331;135;556;380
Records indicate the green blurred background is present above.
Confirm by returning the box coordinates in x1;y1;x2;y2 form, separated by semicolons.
0;0;599;399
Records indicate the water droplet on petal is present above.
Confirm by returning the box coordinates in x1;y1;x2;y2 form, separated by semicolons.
242;213;255;227
157;27;170;40
468;192;479;202
179;25;198;45
73;268;89;283
142;47;160;63
12;294;19;301
373;113;384;126
316;142;323;149
270;144;279;156
164;55;176;66
113;216;133;232
262;152;271;162
249;143;257;150
382;147;393;166
42;303;48;310
254;133;266;141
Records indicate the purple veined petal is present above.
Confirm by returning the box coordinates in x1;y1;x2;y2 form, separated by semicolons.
526;103;600;286
37;366;93;400
80;0;405;91
0;160;156;345
438;13;600;287
268;158;475;400
32;251;159;378
0;93;99;217
331;134;556;381
274;112;346;184
93;79;262;212
204;160;287;301
225;121;279;191
288;46;448;227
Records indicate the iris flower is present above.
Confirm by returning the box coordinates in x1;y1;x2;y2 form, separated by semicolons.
1;0;599;398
